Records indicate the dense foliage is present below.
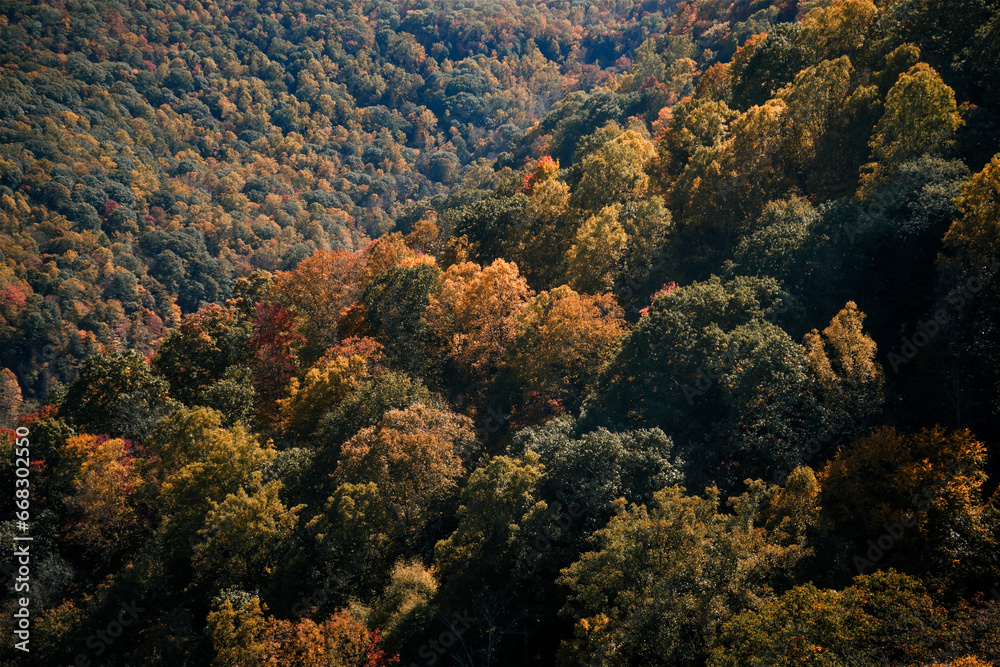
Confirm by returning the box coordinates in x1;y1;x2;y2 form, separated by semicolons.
3;0;1000;665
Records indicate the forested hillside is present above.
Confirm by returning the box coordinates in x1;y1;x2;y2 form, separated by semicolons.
2;0;1000;665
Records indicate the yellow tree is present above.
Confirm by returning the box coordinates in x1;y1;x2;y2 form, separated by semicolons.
194;480;304;590
859;63;962;198
504;159;575;289
423;259;534;397
206;595;267;667
778;56;854;175
943;154;1000;263
800;0;880;66
334;403;475;534
62;434;145;557
804;301;886;437
149;407;277;560
362;231;436;284
0;368;21;429
653;98;736;188
277;351;374;439
506;286;626;416
564;204;629;294
570;129;656;210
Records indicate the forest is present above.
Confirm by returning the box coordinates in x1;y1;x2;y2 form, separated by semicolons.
1;0;1000;664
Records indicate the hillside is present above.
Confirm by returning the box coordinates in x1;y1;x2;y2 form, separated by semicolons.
2;0;1000;665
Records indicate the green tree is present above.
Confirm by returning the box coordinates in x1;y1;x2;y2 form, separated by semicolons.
511;416;684;551
149;407;277;563
152;304;252;405
590;276;822;487
59;351;174;441
361;264;442;375
434;453;555;662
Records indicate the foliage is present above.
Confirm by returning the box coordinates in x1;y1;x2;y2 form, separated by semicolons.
5;0;1000;663
557;482;815;666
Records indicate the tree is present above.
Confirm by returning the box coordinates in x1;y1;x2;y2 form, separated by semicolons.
434;452;555;664
362;264;442;375
316;370;434;456
564;204;629;294
59;351;174;442
799;0;880;68
277;351;373;440
362;232;437;284
943;155;1000;265
423;259;533;400
249;301;305;427
653;98;736;186
61;434;146;559
728;24;809;110
505;286;625;418
149;407;276;562
670;98;794;270
730;197;819;284
778;56;855;181
570;128;656;210
453;195;530;265
259;609;398;667
152;304;252;405
307;481;405;601
0;367;22;430
935;155;1000;440
334;404;475;546
818;427;999;587
503;165;576;290
367;560;439;658
590;276;823;488
193;480;303;591
557;483;814;667
511;416;684;552
273;250;364;359
206;592;268;667
710;570;950;666
859;63;962;198
803;301;886;442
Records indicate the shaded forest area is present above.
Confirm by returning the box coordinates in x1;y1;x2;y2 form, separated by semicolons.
3;0;1000;665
